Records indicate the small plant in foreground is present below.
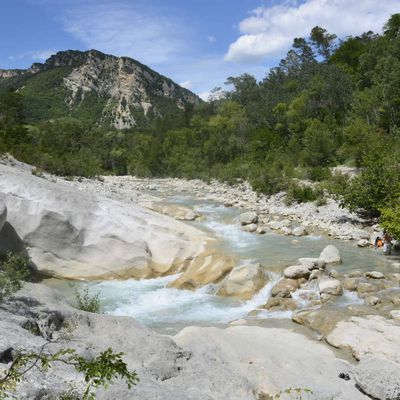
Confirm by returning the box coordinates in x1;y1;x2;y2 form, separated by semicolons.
74;286;101;313
0;344;138;400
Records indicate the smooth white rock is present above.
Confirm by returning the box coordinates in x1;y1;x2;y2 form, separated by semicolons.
0;163;211;280
238;212;258;225
319;245;342;264
318;278;343;296
283;265;310;279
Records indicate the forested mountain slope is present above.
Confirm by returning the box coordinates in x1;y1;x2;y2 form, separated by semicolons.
0;49;200;128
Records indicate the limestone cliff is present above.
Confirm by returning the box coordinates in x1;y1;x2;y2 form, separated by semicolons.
0;49;200;129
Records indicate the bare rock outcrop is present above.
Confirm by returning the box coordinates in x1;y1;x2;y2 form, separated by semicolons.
0;163;214;280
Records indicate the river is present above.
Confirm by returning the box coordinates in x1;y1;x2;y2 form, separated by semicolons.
47;193;396;334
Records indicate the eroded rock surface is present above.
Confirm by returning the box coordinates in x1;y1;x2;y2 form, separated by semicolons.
0;163;214;280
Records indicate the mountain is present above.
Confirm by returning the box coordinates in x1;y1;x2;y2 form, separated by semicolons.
0;49;200;129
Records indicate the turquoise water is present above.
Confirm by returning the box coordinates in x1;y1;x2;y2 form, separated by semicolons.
47;194;398;332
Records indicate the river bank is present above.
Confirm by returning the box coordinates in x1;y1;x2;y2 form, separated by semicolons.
1;155;400;399
53;173;376;242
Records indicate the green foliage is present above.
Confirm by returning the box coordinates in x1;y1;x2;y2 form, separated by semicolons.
285;183;321;205
380;203;400;239
0;344;138;400
75;347;138;399
301;120;336;167
0;253;30;303
307;166;331;182
74;287;101;313
340;148;400;217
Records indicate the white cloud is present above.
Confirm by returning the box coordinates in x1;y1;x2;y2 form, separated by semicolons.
207;36;216;43
179;80;193;89
8;49;56;62
198;91;212;101
61;1;187;65
226;0;400;63
163;56;267;99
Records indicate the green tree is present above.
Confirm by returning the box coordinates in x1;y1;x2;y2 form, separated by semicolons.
310;26;337;60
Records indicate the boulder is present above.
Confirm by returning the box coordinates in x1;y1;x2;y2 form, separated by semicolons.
292;309;346;337
389;310;400;321
242;223;257;233
238;212;258;226
318;278;343;296
281;226;292;235
256;226;267;234
354;357;400;400
298;257;325;270
0;163;214;280
357;239;370;248
356;282;376;296
271;279;300;298
263;297;297;311
343;278;359;291
329;269;340;279
217;263;267;300
319;245;341;264
292;226;308;237
0;200;6;231
366;271;385;279
365;296;380;306
350;229;370;241
283;265;310;280
309;270;321;280
170;251;236;290
326;315;400;364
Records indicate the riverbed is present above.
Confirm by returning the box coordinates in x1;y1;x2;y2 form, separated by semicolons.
47;191;398;334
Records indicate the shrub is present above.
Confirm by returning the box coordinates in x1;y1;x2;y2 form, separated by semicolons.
285;183;319;205
307;166;331;182
0;253;30;303
74;287;101;313
0;345;138;400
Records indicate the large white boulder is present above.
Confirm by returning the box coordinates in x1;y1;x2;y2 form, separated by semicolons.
217;263;267;300
0;164;213;280
319;245;342;264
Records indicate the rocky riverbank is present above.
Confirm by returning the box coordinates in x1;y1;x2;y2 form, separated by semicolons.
47;172;375;242
2;282;396;400
1;155;400;399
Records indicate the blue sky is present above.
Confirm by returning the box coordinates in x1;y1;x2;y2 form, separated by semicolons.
1;0;399;99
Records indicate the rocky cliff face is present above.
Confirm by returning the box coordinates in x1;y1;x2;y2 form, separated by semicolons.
0;50;200;129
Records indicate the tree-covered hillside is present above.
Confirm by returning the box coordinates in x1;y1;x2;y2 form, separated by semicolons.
0;49;200;129
1;15;400;235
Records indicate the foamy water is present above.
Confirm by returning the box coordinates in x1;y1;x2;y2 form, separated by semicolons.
47;195;395;331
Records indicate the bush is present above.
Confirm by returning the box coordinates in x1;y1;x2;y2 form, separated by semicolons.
0;345;138;400
380;203;400;239
285;183;320;205
307;166;331;182
74;287;101;313
0;253;30;303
